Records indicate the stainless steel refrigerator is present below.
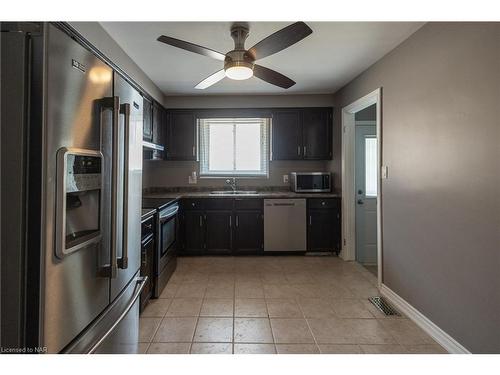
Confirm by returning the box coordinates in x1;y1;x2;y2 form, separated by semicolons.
1;23;146;353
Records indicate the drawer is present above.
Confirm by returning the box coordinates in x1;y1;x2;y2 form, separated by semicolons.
204;198;234;210
308;198;340;210
182;199;205;210
234;198;263;210
141;217;155;236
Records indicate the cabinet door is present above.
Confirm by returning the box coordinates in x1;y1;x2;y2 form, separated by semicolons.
166;111;197;160
272;110;303;160
307;209;340;252
205;211;232;253
143;97;153;141
183;211;205;252
152;101;164;145
303;108;332;160
234;210;263;253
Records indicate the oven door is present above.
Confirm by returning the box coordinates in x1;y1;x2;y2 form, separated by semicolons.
157;204;179;272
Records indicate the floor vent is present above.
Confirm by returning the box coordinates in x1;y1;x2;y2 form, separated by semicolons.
368;296;401;316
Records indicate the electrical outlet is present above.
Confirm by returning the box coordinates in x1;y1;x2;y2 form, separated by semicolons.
283;174;289;183
188;171;197;184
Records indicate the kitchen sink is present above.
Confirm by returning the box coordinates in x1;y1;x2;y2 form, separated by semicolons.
210;190;258;195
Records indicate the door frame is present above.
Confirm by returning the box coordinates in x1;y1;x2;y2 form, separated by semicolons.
340;88;383;286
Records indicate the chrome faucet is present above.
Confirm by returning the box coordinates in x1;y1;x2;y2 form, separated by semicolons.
225;177;237;192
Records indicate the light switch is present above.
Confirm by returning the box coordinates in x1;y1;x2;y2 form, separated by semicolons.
381;166;388;179
283;174;289;183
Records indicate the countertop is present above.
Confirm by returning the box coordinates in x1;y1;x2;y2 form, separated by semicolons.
143;191;341;200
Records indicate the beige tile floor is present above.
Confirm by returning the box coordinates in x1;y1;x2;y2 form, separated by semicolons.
139;256;446;354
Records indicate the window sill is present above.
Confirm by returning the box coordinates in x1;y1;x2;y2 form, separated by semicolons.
199;175;269;179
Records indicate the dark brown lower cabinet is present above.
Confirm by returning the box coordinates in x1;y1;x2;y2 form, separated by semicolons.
180;197;340;255
183;210;205;252
205;210;232;254
307;199;341;253
233;211;264;254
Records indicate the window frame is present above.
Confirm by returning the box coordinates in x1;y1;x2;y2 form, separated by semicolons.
197;117;271;178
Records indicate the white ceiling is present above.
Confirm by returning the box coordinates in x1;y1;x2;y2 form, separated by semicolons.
100;22;424;96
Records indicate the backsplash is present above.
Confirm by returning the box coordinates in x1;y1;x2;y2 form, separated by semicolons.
142;159;332;189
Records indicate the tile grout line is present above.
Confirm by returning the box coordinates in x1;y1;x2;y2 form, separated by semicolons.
188;282;206;354
297;298;321;353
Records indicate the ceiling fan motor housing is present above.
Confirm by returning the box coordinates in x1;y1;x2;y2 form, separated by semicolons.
224;24;255;77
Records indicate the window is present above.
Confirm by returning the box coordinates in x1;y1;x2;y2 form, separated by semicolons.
198;118;270;177
364;136;378;197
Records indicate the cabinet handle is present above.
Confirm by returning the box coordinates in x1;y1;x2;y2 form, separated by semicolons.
236;215;239;227
192;145;195;157
199;216;203;227
309;215;312;226
303;146;307;156
229;216;232;227
297;146;301;156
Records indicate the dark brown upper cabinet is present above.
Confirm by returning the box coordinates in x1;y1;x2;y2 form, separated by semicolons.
142;97;153;142
272;107;332;161
152;101;164;146
166;110;197;161
272;110;303;160
302;108;332;160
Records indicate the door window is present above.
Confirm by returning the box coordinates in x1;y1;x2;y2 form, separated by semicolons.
364;136;378;197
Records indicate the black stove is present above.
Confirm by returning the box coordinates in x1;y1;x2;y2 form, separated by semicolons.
141;197;179;300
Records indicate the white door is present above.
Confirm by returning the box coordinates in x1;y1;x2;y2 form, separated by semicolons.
355;124;378;264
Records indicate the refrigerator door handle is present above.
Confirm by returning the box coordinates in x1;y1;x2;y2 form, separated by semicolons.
97;96;120;278
118;103;130;270
110;96;121;279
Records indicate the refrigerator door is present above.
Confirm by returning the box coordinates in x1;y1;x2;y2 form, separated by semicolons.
110;73;143;301
43;24;113;353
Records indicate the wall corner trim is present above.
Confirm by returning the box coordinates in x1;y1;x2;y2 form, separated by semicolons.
379;284;471;354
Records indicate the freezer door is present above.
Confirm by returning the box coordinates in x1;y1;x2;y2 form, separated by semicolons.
63;273;147;354
43;24;113;353
110;73;143;301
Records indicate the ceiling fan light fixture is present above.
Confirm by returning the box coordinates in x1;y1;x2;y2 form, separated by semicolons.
224;60;254;80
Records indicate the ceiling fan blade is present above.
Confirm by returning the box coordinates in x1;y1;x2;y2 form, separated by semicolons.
195;69;226;89
157;35;226;61
246;22;312;61
253;64;295;89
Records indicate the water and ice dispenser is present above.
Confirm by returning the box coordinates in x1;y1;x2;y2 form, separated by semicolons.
56;148;103;258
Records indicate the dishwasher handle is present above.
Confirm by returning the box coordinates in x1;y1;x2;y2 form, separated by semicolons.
271;202;296;206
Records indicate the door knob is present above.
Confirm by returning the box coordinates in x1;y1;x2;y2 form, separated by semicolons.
358;189;363;195
357;199;364;205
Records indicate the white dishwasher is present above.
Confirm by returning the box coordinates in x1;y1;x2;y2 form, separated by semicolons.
264;199;307;252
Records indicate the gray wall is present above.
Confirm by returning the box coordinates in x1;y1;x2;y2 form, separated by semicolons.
334;22;500;353
69;22;164;103
144;94;338;189
163;94;334;109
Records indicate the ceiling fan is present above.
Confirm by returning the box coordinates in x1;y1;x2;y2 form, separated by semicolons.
156;22;313;90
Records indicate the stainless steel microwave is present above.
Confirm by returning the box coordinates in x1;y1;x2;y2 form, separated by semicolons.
290;172;331;193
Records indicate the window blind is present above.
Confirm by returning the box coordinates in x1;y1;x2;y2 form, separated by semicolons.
198;117;270;177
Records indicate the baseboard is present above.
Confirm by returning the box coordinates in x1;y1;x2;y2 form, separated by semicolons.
379;284;470;354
